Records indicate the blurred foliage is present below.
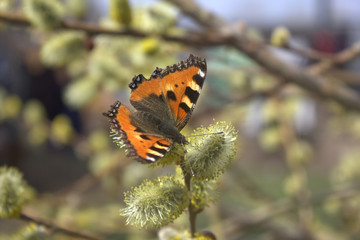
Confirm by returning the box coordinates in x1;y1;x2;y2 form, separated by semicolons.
41;31;86;67
0;0;360;240
0;167;35;218
23;0;64;30
12;223;48;240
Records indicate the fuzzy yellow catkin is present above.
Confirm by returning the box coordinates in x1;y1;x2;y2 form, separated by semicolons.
0;167;35;218
121;176;188;228
186;121;238;180
23;0;64;30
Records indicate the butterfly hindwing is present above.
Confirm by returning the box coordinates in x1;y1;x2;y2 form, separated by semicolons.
103;101;172;163
159;55;207;130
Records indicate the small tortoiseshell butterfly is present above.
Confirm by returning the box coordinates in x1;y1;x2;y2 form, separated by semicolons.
103;54;207;163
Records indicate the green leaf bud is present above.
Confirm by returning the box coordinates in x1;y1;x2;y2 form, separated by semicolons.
23;0;64;30
141;37;160;55
27;122;48;146
186;121;238;180
0;167;35;218
109;0;132;26
23;99;47;126
0;0;14;11
50;114;75;144
3;94;22;119
285;140;313;168
262;98;279;123
259;126;282;152
283;172;305;197
89;151;120;177
251;74;276;92
270;26;291;47
332;150;360;184
63;76;98;109
41;31;86;67
89;130;111;153
121;176;188;228
66;0;87;19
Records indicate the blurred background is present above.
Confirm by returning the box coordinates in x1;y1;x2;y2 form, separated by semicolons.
1;0;360;239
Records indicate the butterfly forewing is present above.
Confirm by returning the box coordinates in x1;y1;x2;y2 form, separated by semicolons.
128;72;174;123
159;55;207;130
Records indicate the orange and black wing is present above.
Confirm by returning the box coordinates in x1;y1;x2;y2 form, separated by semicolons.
103;101;172;163
159;54;207;130
128;70;174;123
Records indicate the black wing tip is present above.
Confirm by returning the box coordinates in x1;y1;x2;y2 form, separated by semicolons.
103;100;123;132
128;74;148;91
160;54;207;78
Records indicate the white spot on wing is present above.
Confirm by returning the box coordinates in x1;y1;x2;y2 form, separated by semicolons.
146;157;156;162
198;69;205;78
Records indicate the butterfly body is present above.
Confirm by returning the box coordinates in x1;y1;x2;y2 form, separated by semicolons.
130;109;187;144
104;54;207;163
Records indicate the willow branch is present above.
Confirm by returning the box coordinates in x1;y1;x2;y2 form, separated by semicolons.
167;0;360;112
0;11;223;47
2;10;360;112
20;212;104;240
285;42;334;61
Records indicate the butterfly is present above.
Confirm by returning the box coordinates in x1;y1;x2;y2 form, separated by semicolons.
103;54;207;163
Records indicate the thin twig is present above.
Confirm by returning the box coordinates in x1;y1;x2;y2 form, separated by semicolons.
286;42;334;61
181;159;197;237
308;41;360;75
20;212;104;240
233;80;287;103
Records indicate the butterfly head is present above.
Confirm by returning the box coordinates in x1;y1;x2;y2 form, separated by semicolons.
175;133;188;145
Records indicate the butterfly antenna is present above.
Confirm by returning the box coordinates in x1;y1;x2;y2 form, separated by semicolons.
186;131;224;138
182;143;195;176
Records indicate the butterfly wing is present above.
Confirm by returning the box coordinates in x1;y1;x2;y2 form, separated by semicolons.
104;55;206;162
128;71;174;124
159;55;207;130
103;101;172;163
